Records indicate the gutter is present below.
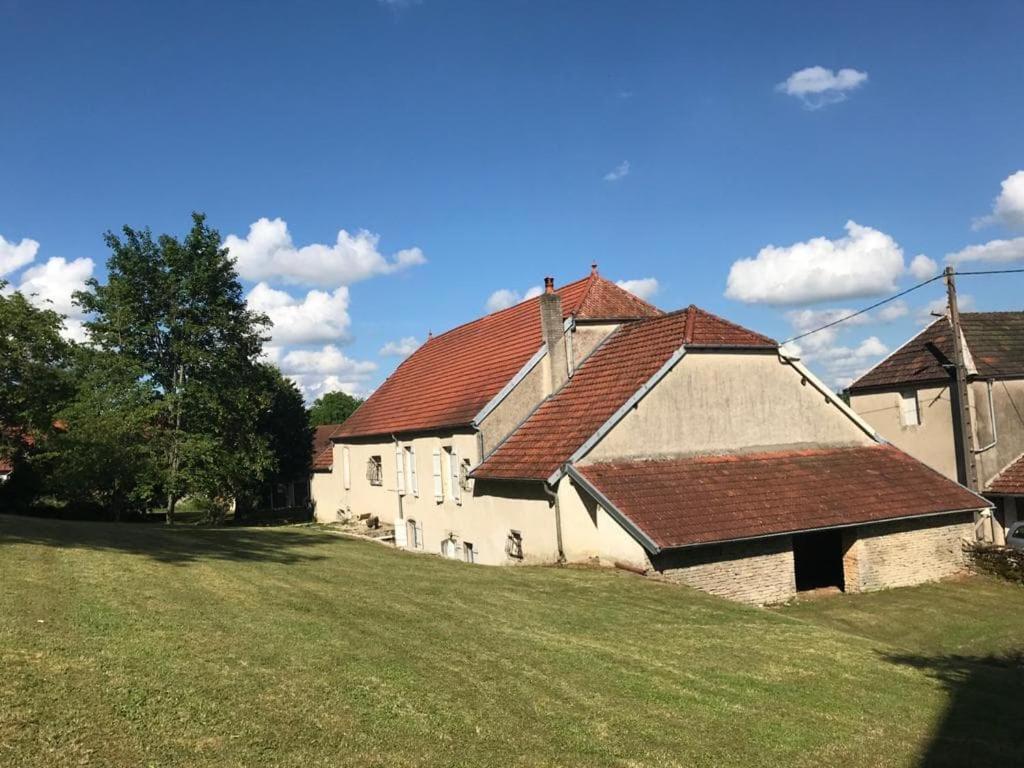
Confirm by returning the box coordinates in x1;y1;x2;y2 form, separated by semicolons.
542;482;566;563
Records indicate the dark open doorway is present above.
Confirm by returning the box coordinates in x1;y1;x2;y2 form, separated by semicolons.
793;529;845;592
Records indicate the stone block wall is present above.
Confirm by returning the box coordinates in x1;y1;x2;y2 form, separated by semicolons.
843;513;975;593
652;536;796;605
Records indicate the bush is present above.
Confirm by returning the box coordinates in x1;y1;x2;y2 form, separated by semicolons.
965;542;1024;584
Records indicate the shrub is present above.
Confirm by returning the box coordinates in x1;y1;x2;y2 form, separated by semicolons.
965;541;1024;585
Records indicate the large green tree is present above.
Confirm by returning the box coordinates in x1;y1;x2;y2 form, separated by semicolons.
75;213;271;523
37;349;163;519
0;284;72;459
308;390;363;426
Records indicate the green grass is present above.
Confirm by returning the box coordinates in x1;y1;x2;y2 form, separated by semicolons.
1;515;1021;767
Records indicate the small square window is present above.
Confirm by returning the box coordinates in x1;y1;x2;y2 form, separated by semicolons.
506;530;523;560
367;456;383;486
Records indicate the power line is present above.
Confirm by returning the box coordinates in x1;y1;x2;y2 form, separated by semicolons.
779;266;1024;346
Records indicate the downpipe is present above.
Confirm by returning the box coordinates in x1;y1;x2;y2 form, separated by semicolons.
544;481;566;564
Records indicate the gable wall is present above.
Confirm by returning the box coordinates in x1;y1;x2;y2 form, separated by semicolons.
849;385;960;481
583;351;874;464
973;378;1024;487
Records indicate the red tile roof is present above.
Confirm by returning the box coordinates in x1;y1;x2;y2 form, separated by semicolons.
0;457;11;474
576;445;988;550
336;272;662;438
987;452;1024;494
312;424;343;471
472;306;777;481
850;312;1024;391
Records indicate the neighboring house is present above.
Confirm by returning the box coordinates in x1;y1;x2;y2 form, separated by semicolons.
0;456;11;483
848;312;1024;544
310;423;345;518
311;268;990;604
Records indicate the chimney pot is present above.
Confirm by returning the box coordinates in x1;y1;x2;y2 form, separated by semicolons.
544;276;554;294
591;262;598;276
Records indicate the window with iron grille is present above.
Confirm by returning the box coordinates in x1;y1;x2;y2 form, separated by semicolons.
367;456;383;486
506;530;523;560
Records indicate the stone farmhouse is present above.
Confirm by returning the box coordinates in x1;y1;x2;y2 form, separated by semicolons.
848;311;1024;545
311;268;990;604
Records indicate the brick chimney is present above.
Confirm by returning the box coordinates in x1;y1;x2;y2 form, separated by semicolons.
539;277;568;394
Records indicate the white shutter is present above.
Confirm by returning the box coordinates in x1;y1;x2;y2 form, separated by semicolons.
409;447;419;497
342;447;351;490
416;521;424;549
432;448;443;502
395;444;405;495
441;448;452;501
899;391;920;426
451;447;461;505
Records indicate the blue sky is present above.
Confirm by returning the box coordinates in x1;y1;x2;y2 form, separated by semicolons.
3;0;1023;397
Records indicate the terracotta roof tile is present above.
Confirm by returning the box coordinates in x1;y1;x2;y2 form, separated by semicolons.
472;306;777;481
336;273;662;438
987;452;1024;494
577;445;988;549
312;424;343;471
850;312;1024;391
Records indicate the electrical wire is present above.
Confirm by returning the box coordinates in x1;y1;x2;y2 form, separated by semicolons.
779;267;1024;346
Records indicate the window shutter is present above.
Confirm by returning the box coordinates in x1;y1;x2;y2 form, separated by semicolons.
409;447;418;496
451;447;462;505
432;449;443;502
342;447;351;490
395;444;405;495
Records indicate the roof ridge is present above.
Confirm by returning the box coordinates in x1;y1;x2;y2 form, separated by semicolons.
586;444;881;468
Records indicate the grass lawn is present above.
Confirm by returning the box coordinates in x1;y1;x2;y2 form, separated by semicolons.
1;515;1021;767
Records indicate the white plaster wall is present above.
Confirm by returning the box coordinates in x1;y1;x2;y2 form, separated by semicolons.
585;352;874;463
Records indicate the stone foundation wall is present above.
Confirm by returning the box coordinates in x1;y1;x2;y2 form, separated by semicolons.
652;536;795;605
844;513;975;593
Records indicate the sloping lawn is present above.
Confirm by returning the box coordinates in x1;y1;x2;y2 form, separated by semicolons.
1;515;1020;767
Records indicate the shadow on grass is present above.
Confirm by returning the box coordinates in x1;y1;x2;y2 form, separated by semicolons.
882;650;1024;768
0;513;344;566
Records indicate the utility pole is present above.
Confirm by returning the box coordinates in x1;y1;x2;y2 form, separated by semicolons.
945;266;979;491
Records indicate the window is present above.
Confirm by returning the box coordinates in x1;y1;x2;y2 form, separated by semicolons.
405;446;419;497
445;446;462;505
463;542;476;563
367;456;383;486
459;458;472;492
432;448;444;502
406;519;423;549
395;445;406;495
342;447;351;490
506;530;523;560
899;391;921;427
441;537;458;559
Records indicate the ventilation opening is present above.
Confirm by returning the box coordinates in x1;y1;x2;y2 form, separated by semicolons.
793;529;845;592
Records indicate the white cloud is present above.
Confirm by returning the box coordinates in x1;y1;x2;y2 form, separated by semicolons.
224;217;425;288
0;235;39;277
776;66;868;109
604;161;630;182
725;221;905;305
946;236;1024;265
804;335;890;389
379;336;421;357
615;277;659;301
908;254;938;280
972;170;1024;231
485;285;543;312
915;295;974;326
275;344;379;401
247;282;351;346
17;256;94;318
877;299;909;322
